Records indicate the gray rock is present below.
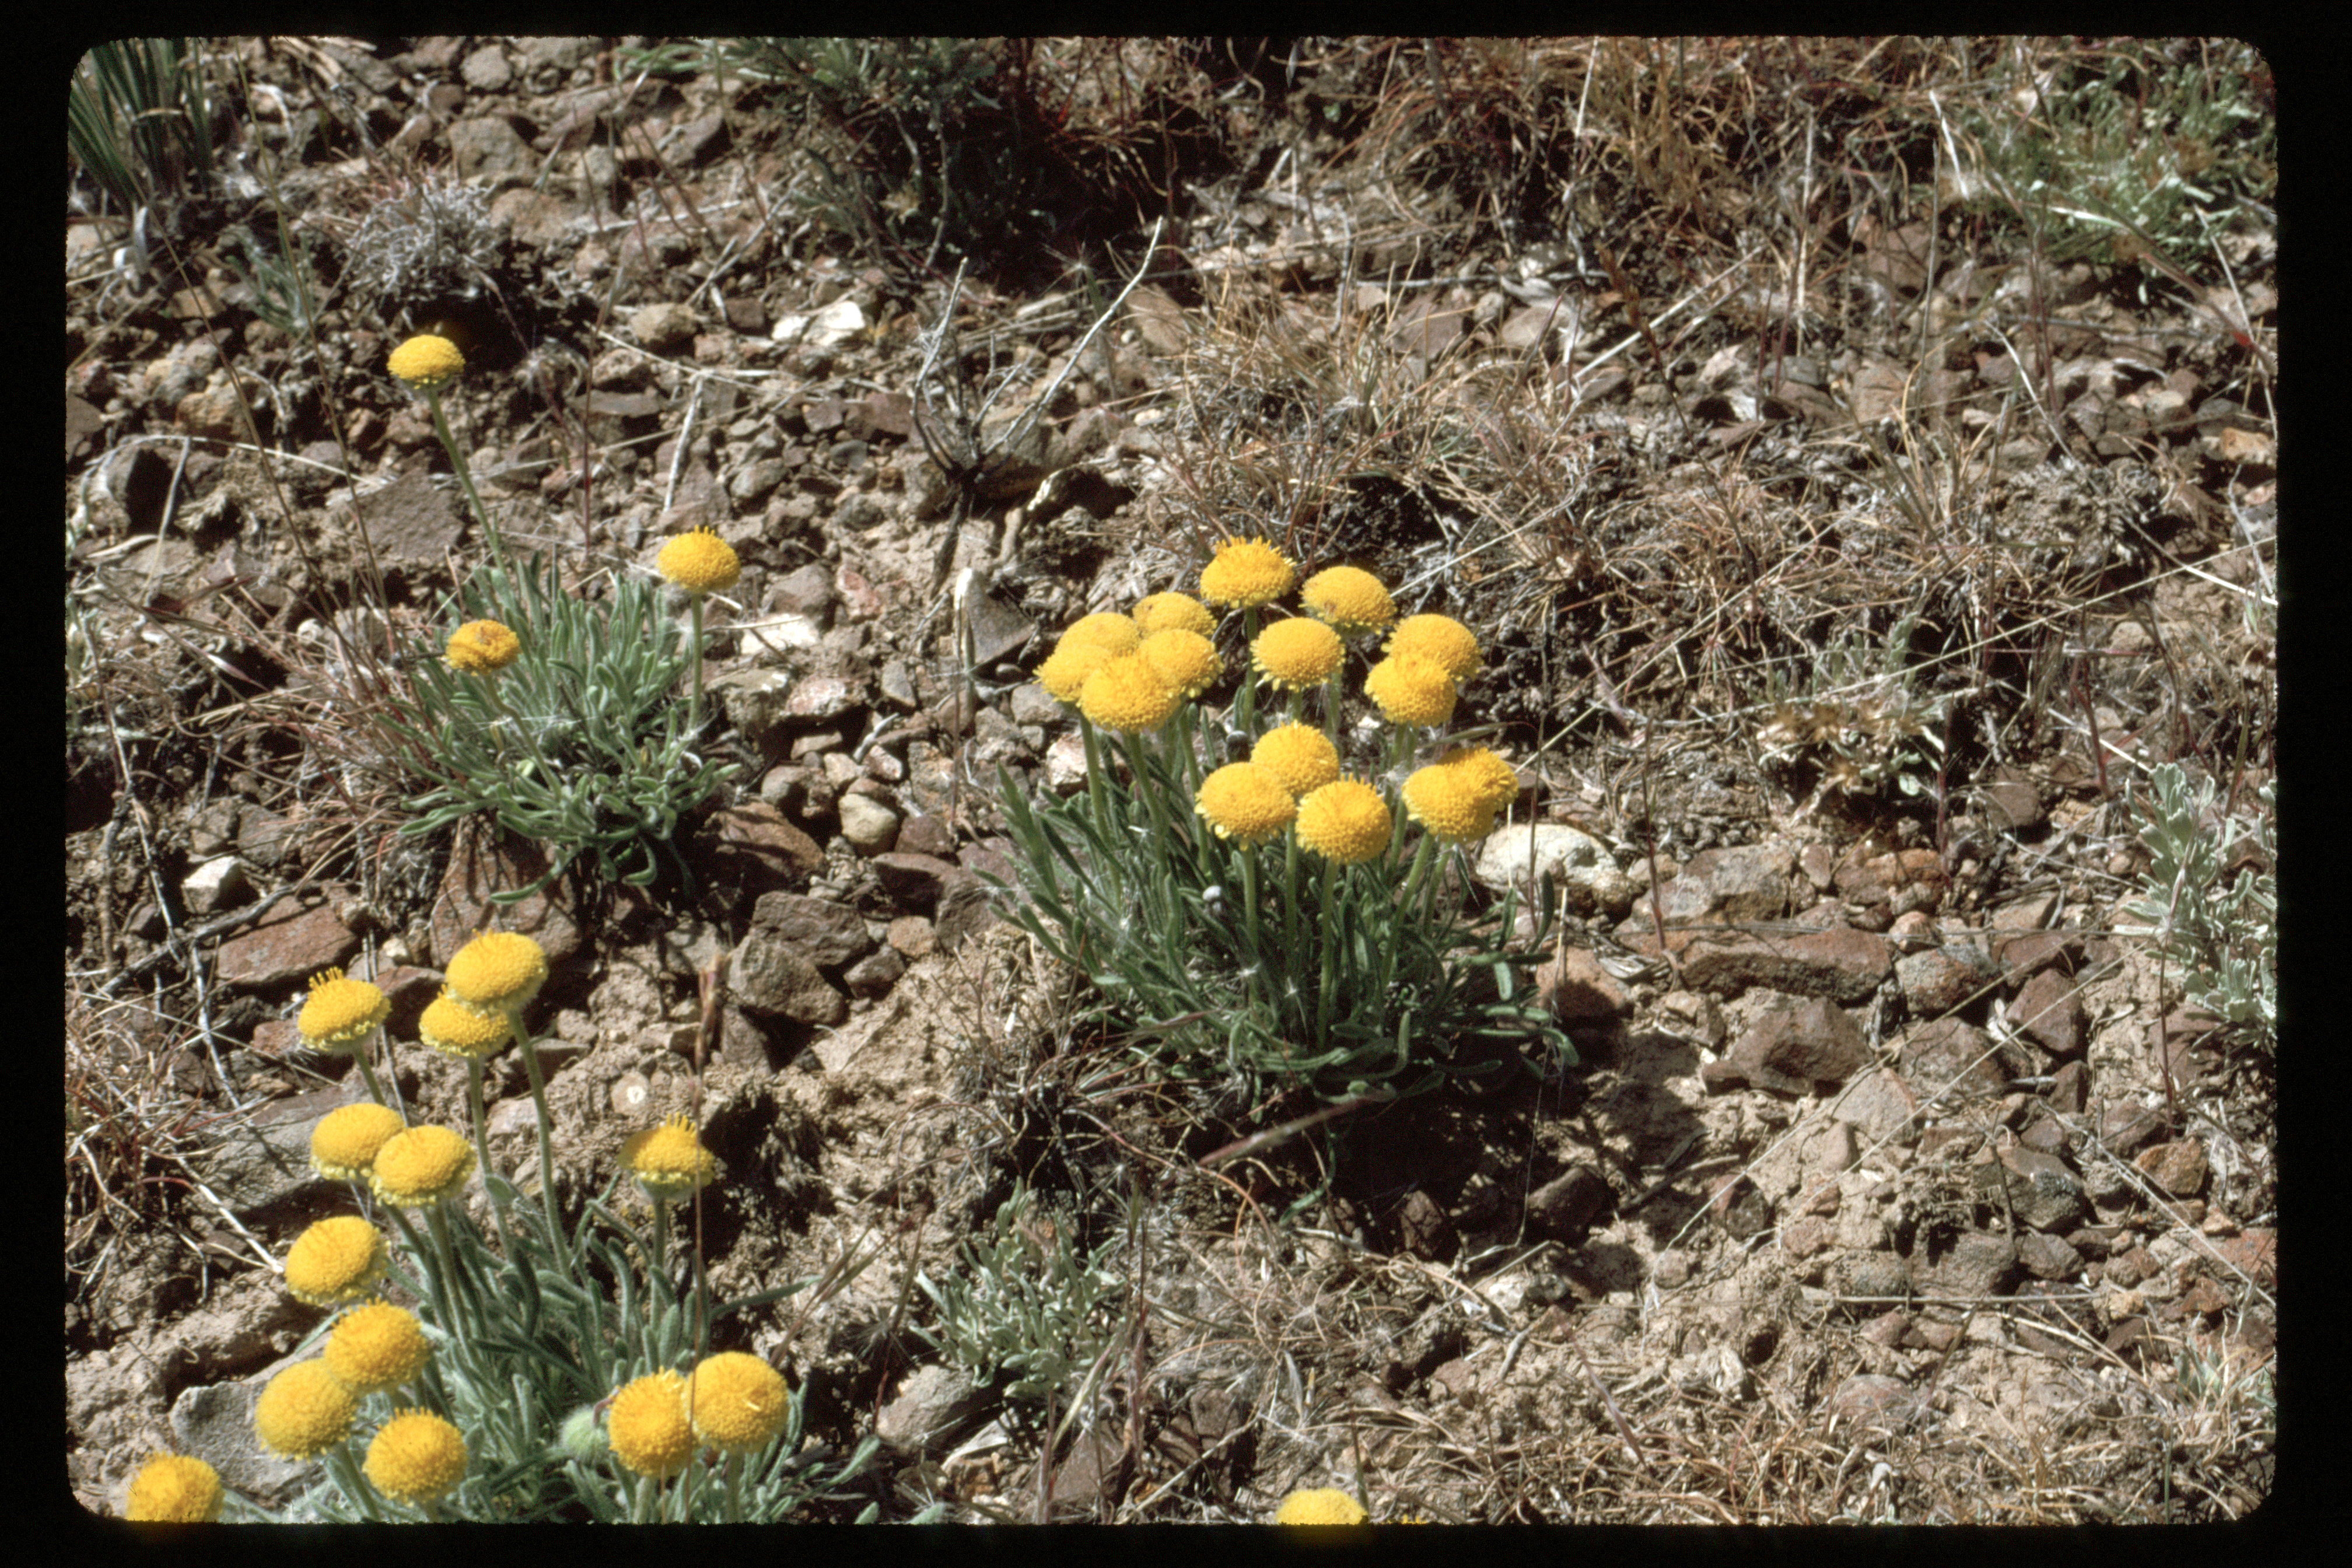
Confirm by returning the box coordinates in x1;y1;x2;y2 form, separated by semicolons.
837;791;902;854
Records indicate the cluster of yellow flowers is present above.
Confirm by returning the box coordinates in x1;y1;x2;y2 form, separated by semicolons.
1038;537;1513;862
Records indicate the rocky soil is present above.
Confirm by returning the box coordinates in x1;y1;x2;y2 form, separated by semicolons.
66;37;2276;1522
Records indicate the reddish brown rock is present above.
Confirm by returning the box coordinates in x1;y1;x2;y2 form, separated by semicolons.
2010;967;2085;1058
695;802;826;894
215;897;359;990
1710;992;1870;1095
1634;925;1894;1003
2135;1139;2209;1196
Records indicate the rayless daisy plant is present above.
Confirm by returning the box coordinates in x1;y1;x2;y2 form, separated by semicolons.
203;925;884;1524
380;547;736;902
989;543;1573;1115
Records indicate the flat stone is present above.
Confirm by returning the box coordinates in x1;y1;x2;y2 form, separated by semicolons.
215;897;359;990
1664;842;1794;923
1527;1166;1612;1242
339;467;465;570
1717;992;1870;1095
750;892;874;969
2010;967;2085;1058
1830;1069;1922;1145
1824;1373;1920;1429
630;302;699;354
1642;925;1894;1003
1913;1230;2018;1299
694;802;827;894
1896;942;1999;1016
1897;1019;2017;1105
1999;1144;2088;1231
2135;1139;2209;1196
1476;824;1638;918
2017;1231;2085;1280
875;1364;984;1454
728;932;847;1025
842;946;906;997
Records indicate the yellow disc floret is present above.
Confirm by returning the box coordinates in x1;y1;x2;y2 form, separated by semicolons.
1300;566;1396;636
388;334;464;391
325;1300;432;1396
1199;536;1296;609
1138;628;1222;701
444;620;520;673
1132;591;1216;637
1037;640;1116;704
311;1102;407;1184
1402;762;1499;844
297;968;388;1055
369;1125;476;1208
1294;780;1392;864
364;1409;468;1507
283;1215;389;1308
1056;612;1142;656
1251;723;1339;797
124;1454;223;1521
1434;744;1518;813
416;988;513;1059
1251;617;1345;691
253;1360;358;1461
1194;762;1298;845
622;1114;720;1202
445;930;548;1014
655;526;741;596
1362;654;1458;728
688;1352;790;1455
1275;1488;1368;1524
1387;614;1480;682
609;1370;696;1478
1077;652;1180;733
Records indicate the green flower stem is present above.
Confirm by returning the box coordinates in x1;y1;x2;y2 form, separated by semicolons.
685;593;708;735
385;1202;464;1348
463;1058;519;1259
1238;607;1262;736
323;1443;387;1521
351;1045;391;1110
424;386;502;565
1281;827;1303;998
1314;856;1342;1048
1237;846;1265;997
509;1011;569;1262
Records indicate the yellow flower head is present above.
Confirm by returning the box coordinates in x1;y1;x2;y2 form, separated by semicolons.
1199;536;1296;609
1276;1488;1368;1525
416;988;513;1059
1251;617;1344;691
1434;745;1518;813
688;1351;790;1455
284;1215;389;1308
124;1454;223;1521
324;1300;433;1396
445;930;547;1014
369;1125;476;1209
1138;627;1222;701
1295;780;1392;864
1056;612;1142;657
1402;762;1499;844
253;1360;358;1461
1387;614;1480;682
1037;640;1116;704
388;333;464;392
444;620;520;673
297;968;388;1055
1132;591;1216;637
622;1114;721;1203
1077;652;1180;733
1251;723;1339;797
364;1409;467;1507
311;1102;407;1184
656;526;741;596
1362;654;1458;728
1195;762;1298;845
608;1370;695;1478
1300;566;1397;636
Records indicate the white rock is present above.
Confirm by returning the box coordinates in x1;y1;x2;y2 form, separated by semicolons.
772;298;866;349
1044;730;1090;794
181;856;249;916
838;791;902;853
1475;823;1637;916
